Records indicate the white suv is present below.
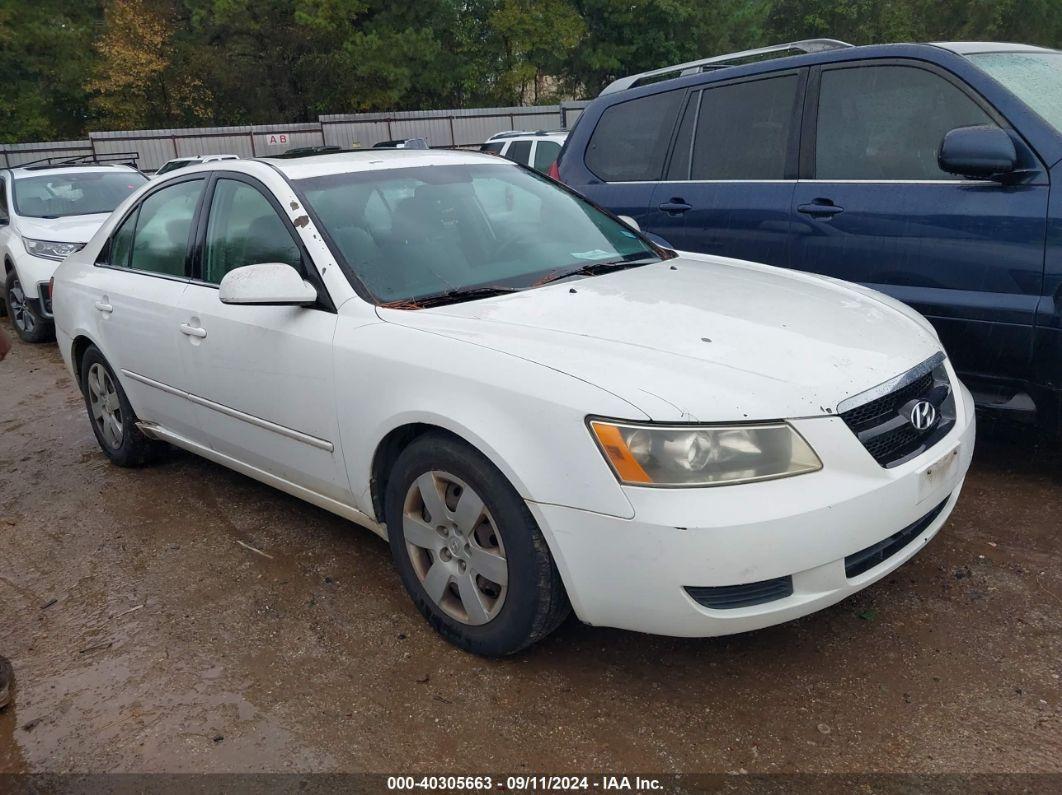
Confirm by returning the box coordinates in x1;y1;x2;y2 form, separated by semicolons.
153;154;239;178
1;162;147;341
52;151;974;655
481;130;567;173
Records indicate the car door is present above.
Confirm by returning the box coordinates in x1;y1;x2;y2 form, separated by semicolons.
790;60;1049;384
176;173;351;502
642;70;805;264
85;176;204;440
578;88;687;224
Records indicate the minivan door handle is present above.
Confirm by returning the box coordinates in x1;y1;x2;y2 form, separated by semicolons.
658;199;692;215
797;200;845;218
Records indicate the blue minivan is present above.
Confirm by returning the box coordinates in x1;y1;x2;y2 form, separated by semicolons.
556;40;1062;433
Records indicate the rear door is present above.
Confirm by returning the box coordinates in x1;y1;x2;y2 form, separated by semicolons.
642;69;805;263
790;60;1049;384
175;173;350;502
84;176;204;440
577;88;687;223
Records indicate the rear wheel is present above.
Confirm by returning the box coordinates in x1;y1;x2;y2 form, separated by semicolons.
80;345;162;467
5;270;53;343
385;433;570;656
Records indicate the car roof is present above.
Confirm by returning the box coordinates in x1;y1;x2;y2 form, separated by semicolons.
8;164;141;179
930;42;1058;55
258;148;511;179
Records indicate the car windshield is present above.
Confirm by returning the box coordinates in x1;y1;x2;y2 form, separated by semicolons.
13;170;147;219
296;162;657;304
968;51;1062;135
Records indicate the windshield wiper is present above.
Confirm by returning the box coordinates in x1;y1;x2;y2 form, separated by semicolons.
535;255;658;287
392;285;522;309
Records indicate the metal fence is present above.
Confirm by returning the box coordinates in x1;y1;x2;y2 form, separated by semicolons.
0;102;591;172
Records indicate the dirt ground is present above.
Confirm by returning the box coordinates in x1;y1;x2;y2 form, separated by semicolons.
0;334;1059;776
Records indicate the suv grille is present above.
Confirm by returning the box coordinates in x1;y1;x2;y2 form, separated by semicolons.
685;576;794;610
839;355;954;468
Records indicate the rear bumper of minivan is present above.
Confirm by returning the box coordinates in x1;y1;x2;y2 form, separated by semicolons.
529;383;975;637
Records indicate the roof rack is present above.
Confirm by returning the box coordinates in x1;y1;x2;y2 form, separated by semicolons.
599;38;853;95
15;151;141;170
486;130;564;140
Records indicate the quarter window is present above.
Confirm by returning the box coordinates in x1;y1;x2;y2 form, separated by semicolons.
128;179;203;277
586;89;685;181
670;75;799;180
202;179;302;284
815;65;995;181
108;208;138;268
533;140;562;173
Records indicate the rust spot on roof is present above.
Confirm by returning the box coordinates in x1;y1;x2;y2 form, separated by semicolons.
293;215;310;228
290;201;300;210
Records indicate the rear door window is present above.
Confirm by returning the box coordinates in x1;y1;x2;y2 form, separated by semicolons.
585;89;685;181
670;74;799;180
814;64;995;180
504;140;532;165
128;179;203;277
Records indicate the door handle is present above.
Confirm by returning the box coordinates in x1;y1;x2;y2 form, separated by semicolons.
94;300;113;314
658;199;692;215
797;201;845;218
179;323;207;339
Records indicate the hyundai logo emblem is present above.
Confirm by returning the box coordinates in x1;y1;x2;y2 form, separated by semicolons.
905;400;938;431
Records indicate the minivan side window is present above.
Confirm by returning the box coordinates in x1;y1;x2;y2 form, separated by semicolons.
585;90;685;181
815;65;995;181
202;178;302;284
128;179;203;276
670;74;799;180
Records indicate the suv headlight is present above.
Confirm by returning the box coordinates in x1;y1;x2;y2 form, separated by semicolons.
23;238;85;261
589;419;822;487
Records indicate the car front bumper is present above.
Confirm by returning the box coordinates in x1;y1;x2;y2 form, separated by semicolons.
529;382;976;637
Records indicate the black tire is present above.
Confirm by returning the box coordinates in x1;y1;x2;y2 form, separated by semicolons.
385;432;570;656
79;345;163;467
5;269;53;343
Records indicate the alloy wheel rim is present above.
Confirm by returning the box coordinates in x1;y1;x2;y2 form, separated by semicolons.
8;278;34;333
87;363;123;449
403;470;508;626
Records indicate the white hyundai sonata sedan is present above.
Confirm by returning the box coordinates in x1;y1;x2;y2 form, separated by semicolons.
52;150;975;655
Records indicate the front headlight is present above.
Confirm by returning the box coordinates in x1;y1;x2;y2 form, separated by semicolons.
589;419;822;487
23;238;85;261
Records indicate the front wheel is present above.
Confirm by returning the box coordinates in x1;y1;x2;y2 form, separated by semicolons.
385;433;570;656
5;269;53;343
79;345;162;467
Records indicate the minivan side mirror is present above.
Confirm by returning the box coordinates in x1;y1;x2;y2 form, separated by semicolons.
218;262;318;306
938;125;1017;180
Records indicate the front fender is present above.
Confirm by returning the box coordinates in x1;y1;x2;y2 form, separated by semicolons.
334;319;643;521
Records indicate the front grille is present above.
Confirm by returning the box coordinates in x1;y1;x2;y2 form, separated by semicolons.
845;497;950;578
839;355;954;468
685;576;793;610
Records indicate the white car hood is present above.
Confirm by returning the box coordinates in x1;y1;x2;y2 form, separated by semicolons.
378;254;943;422
15;213;111;244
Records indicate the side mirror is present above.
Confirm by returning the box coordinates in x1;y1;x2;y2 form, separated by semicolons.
218;262;317;306
617;215;641;232
939;125;1017;180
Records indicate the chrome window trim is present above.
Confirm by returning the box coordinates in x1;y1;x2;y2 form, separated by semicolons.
603;178;999;185
836;352;947;415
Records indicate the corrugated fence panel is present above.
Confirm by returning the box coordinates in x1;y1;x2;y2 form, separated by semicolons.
512;112;562;130
452;115;515;146
91;135;177;171
1;140;93;168
5;104;587;168
323;121;392;148
176;134;254;158
388;118;454;147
